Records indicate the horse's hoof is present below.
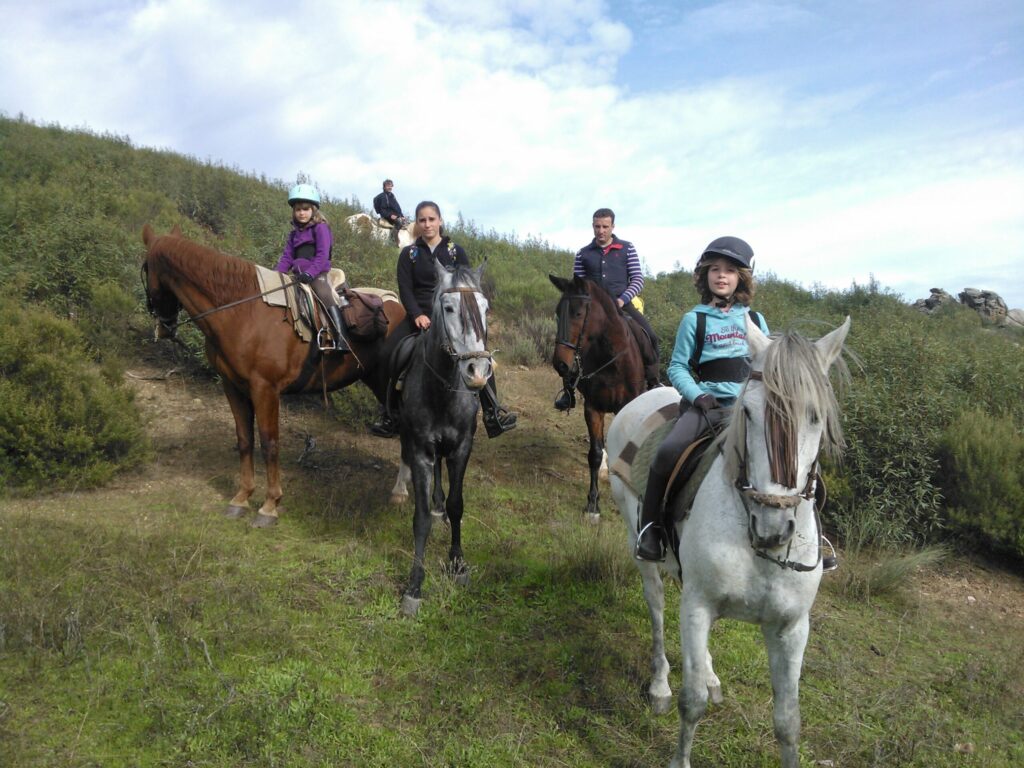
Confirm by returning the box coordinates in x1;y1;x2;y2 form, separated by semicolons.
223;505;248;520
250;513;278;528
453;569;470;587
400;594;422;617
389;493;408;505
708;684;723;705
651;695;674;715
584;512;601;526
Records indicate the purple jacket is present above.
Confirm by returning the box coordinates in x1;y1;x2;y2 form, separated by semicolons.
274;221;332;277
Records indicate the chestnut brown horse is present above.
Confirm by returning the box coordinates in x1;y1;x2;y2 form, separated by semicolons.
550;274;652;520
141;224;405;527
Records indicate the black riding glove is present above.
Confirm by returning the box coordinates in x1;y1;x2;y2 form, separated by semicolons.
296;272;314;285
692;393;719;412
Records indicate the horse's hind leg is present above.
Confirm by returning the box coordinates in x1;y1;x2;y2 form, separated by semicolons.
636;561;673;714
222;379;256;520
250;379;283;527
431;461;447;521
583;406;605;521
762;616;810;768
443;454;469;586
389;462;411;505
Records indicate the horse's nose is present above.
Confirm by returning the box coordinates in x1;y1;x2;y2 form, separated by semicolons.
553;359;568;376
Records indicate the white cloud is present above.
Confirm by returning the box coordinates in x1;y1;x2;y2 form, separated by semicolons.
1;0;1022;307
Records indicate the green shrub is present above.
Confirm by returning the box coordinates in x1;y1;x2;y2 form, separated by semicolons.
938;409;1024;561
0;299;148;493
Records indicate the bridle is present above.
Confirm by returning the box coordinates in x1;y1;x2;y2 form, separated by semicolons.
732;369;823;573
421;285;493;393
555;292;623;390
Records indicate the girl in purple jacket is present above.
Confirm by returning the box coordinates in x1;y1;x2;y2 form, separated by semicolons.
275;183;350;352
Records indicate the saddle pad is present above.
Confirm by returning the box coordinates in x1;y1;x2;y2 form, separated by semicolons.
255;265;314;342
608;399;680;494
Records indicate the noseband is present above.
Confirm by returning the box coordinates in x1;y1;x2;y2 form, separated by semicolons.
733;370;823;572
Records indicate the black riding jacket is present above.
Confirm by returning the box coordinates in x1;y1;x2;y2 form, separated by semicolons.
396;237;470;320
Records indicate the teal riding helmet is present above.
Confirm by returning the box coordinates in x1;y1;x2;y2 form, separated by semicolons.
288;183;320;206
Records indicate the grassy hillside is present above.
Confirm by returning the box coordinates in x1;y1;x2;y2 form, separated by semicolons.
1;113;1023;767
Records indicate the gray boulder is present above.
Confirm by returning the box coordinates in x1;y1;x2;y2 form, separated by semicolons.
1006;308;1024;330
958;288;1008;323
913;288;958;313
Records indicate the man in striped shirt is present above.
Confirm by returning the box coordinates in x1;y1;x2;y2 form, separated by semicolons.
554;208;661;410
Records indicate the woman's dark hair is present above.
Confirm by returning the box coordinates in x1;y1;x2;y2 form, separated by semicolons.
415;200;444;237
693;261;755;306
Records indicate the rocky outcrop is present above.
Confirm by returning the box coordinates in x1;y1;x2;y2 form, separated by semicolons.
1006;309;1024;330
913;288;958;313
914;287;1019;328
958;288;1008;324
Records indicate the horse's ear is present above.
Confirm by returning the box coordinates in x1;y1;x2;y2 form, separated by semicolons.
814;316;851;372
474;258;486;284
549;274;571;292
434;257;453;284
170;224;183;237
142;224;155;247
746;312;770;358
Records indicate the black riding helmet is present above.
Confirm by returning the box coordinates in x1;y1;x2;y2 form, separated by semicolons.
697;236;755;272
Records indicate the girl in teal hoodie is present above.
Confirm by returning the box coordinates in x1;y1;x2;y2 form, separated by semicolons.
635;236;769;562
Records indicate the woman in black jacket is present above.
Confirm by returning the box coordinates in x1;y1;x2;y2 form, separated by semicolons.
370;201;517;439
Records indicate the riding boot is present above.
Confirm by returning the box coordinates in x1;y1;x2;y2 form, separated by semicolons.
554;385;575;411
369;402;399;438
635;466;670;562
326;305;350;353
480;378;517;438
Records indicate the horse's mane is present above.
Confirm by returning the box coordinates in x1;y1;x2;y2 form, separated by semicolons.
722;330;847;485
435;264;486;342
151;233;257;299
583;279;623;322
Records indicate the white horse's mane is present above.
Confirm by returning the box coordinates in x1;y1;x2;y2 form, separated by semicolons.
721;329;848;482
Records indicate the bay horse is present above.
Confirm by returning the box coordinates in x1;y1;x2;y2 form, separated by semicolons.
549;274;650;521
141;224;405;527
399;260;491;617
606;316;850;768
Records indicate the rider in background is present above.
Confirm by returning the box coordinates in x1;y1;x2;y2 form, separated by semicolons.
370;200;517;439
274;183;350;353
373;179;409;243
634;236;769;562
554;207;660;410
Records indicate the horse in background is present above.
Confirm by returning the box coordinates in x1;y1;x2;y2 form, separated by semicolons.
549;274;651;521
344;213;416;248
606;316;850;768
141;224;405;527
398;260;492;616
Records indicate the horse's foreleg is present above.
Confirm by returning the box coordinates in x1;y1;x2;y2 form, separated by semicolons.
674;593;713;768
583;408;605;521
443;454;469;586
389;462;411;505
250;380;282;527
222;379;256;519
402;454;435;616
762;616;810;768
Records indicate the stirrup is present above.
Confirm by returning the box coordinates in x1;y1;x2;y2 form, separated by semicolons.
634;521;666;562
821;535;838;572
316;327;335;352
483;408;517;438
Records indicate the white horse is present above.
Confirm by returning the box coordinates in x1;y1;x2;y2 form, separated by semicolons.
607;315;850;768
344;212;416;248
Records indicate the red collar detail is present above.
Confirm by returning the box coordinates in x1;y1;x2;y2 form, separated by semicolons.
601;242;623;255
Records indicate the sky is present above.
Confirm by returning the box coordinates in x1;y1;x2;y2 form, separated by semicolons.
2;0;1023;308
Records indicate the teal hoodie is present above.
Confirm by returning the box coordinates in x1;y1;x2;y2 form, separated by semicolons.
666;304;770;405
